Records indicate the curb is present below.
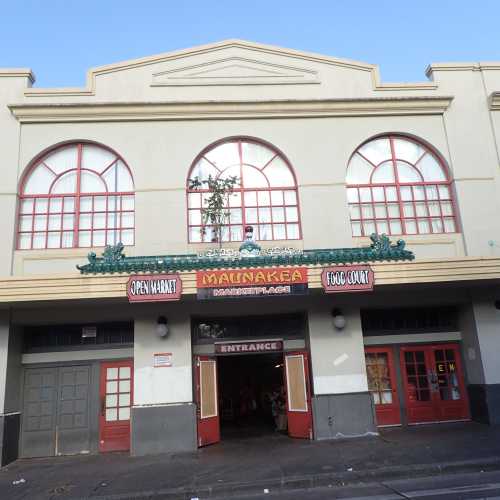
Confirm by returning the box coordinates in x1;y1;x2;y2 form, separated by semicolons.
67;456;500;500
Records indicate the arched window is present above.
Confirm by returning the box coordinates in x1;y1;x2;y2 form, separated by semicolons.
17;142;134;249
346;135;457;237
187;138;301;242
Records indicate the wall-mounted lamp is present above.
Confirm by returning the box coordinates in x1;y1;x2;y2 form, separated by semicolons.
156;316;169;338
331;308;346;330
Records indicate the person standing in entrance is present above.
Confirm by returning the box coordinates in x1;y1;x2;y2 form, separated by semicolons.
271;387;287;432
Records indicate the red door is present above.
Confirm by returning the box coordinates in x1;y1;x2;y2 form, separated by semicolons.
99;360;133;452
401;344;469;424
365;347;401;426
195;356;220;447
284;351;313;439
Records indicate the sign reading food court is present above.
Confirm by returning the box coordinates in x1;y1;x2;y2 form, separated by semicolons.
321;265;374;293
196;267;308;299
127;274;182;302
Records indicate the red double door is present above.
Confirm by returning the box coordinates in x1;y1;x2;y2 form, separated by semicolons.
366;344;469;427
195;351;313;447
99;360;134;452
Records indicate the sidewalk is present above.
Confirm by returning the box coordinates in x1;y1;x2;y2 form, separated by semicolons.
1;422;500;500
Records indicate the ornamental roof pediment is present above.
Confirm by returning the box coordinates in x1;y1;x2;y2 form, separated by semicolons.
150;56;320;86
22;39;437;100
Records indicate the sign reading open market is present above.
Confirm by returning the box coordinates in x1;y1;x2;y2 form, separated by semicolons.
321;265;374;293
196;267;308;299
127;274;182;302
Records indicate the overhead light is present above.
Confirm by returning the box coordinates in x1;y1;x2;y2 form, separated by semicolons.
156;316;169;338
332;308;346;330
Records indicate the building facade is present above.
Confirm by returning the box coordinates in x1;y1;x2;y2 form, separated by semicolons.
1;40;500;465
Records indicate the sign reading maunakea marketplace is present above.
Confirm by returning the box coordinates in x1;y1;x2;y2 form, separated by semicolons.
127;274;182;302
215;340;283;354
196;267;308;299
321;265;374;293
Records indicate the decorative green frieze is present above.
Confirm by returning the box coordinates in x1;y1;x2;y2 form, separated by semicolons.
77;233;414;275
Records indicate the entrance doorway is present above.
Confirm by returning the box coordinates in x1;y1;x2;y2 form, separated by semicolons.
195;350;312;447
401;343;469;424
218;353;283;438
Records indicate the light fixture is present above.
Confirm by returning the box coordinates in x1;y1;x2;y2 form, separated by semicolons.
156;316;169;338
332;308;346;330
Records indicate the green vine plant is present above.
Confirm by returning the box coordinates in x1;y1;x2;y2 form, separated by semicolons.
188;175;240;248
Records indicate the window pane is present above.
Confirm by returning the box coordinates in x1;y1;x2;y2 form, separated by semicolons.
347;154;373;184
359;188;372;202
258;191;270;205
44;145;77;174
351;222;362;236
49;198;63;213
94;213;106;229
34;215;47;231
228;192;241;207
47;233;60;248
426;186;438;200
283;191;297;205
418;219;430;233
81;144;116;173
245;208;258;224
400;186;412;201
52;171;77;194
415;202;427;217
387;204;400;217
188;192;201;209
441;202;453;216
118;407;130;421
274;224;286;239
189;210;201;225
363;221;376;235
20;216;33;231
431;218;444;233
271;190;283;205
390;220;402;234
372;162;395;183
285;206;298;222
230;209;242;224
79;231;91;247
396;162;422;183
19;234;31;249
419;155;446;182
80;197;92;212
32;232;45;249
189;227;202;243
358;138;391;165
264;157;294;187
204;141;239;169
241;141;275;168
428;202;441;216
81;171;106;193
444;218;456;233
272;207;285;223
79;214;91;230
64;197;75;212
244;191;257;206
385;187;397;201
107;213;119;228
122;195;134;211
287;224;299;239
405;220;417;234
242;165;267;188
438;186;450;199
24;165;55;195
259;207;271;223
349;205;361;219
93;230;105;246
413;186;425;201
394;138;425;163
377;221;388;233
21;199;34;213
95;196;107;211
361;205;374;218
121;229;134;245
230;226;243;241
62;232;73;247
346;188;359;203
62;214;74;230
372;187;384;202
36;199;48;213
403;203;414;217
374;204;387;218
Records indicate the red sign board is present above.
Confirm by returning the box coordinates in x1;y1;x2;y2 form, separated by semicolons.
215;340;284;354
196;267;308;299
321;265;374;293
127;274;182;302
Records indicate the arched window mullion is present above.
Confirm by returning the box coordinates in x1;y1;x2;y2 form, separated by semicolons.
389;136;408;235
73;144;83;247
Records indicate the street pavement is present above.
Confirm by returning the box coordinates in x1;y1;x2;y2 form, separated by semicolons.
1;422;500;499
235;471;500;499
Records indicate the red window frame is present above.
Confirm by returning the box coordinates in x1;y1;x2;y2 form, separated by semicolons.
186;137;302;243
17;141;135;250
346;135;458;237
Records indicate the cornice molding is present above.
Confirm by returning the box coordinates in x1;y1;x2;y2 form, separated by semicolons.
1;256;500;304
22;39;436;98
9;96;453;123
426;62;500;78
0;68;35;83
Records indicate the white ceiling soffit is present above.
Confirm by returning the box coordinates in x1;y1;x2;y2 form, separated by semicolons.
151;57;320;87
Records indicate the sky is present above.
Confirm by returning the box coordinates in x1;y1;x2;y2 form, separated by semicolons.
1;0;500;88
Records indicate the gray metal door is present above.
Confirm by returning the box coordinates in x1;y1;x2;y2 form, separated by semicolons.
21;368;57;457
57;366;90;455
21;365;91;457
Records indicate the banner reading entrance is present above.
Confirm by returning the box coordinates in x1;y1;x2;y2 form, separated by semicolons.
196;267;308;299
215;340;284;354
